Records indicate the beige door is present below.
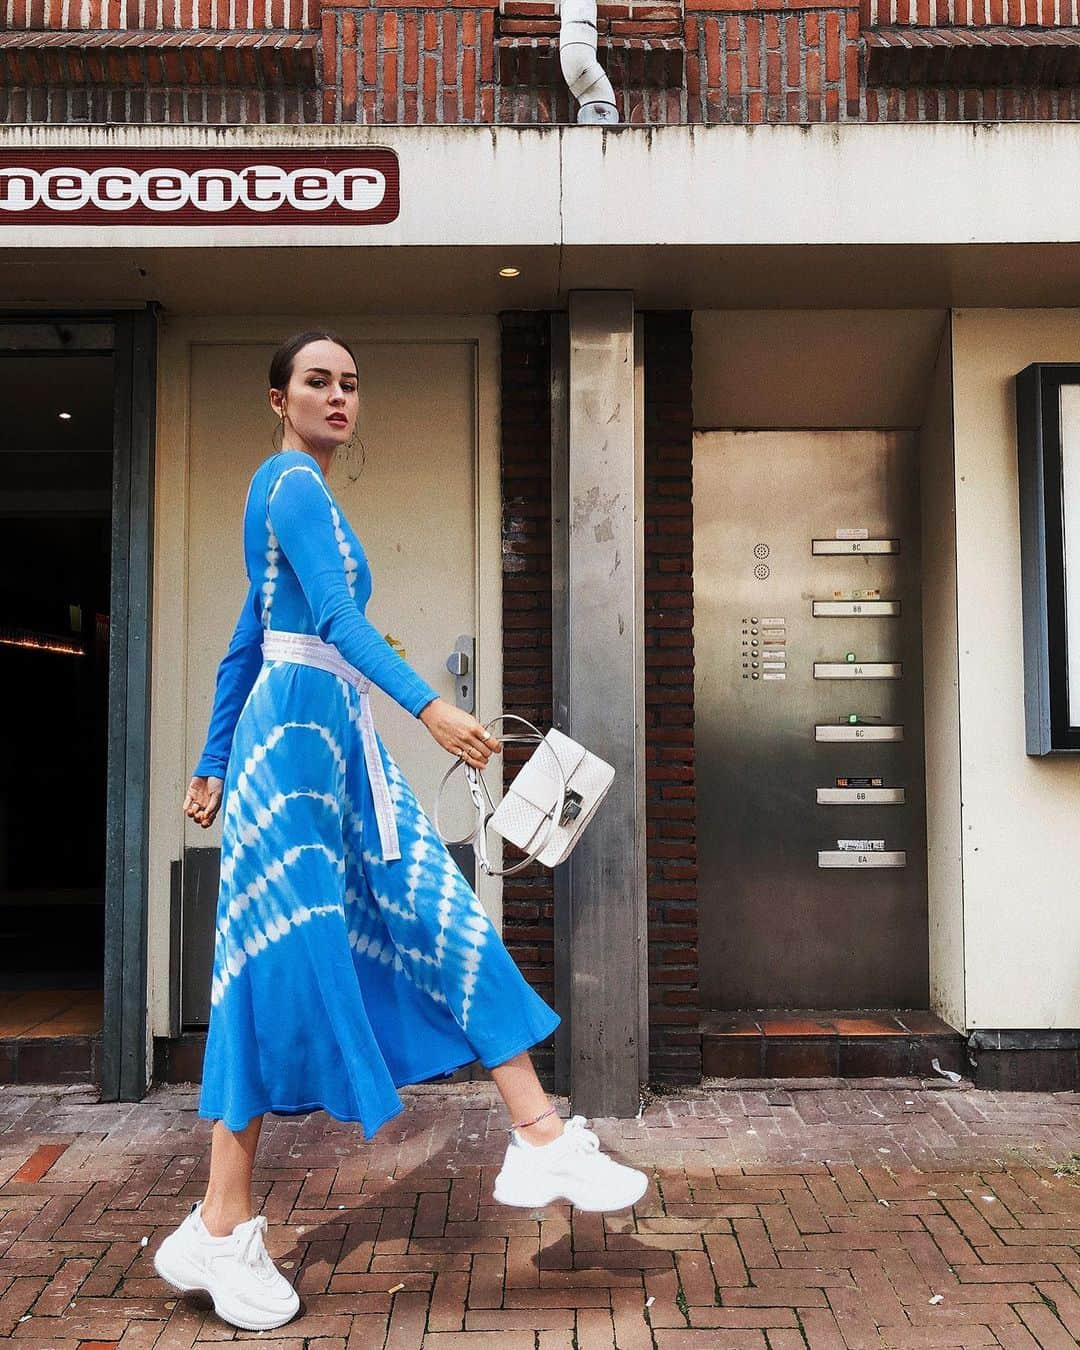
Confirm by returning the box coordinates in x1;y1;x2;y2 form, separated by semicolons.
185;340;477;827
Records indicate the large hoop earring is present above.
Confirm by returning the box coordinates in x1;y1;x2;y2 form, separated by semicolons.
337;430;367;483
272;402;287;452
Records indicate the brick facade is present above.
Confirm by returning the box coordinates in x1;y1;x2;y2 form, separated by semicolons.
498;312;557;1084
0;0;317;26
0;0;321;123
322;2;499;123
321;0;865;125
863;0;1080;119
5;0;1079;124
643;312;699;1085
498;313;699;1089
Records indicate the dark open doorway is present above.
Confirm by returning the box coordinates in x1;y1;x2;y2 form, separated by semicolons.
0;314;155;1096
0;355;113;1021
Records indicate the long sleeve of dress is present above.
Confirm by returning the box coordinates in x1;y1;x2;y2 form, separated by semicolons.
193;584;265;779
267;461;440;718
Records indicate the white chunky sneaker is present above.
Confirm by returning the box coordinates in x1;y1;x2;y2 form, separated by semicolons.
493;1115;649;1212
153;1203;300;1331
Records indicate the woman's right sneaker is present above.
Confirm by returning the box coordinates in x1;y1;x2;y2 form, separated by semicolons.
493;1115;649;1212
153;1203;300;1331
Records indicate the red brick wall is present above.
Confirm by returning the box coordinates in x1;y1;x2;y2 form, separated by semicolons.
499;312;700;1088
322;0;685;124
865;0;1080;19
319;0;856;126
643;312;699;1085
861;0;1080;119
864;84;1080;121
317;0;1080;128
315;0;1080;128
1;0;318;27
499;312;557;1083
0;0;320;124
681;6;858;123
8;0;1080;125
322;1;498;123
0;56;319;126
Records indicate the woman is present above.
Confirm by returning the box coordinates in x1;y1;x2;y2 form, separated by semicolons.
153;332;647;1332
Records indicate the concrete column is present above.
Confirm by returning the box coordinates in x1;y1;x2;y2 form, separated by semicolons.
553;292;647;1118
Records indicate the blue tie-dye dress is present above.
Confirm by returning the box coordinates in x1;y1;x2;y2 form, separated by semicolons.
194;449;559;1136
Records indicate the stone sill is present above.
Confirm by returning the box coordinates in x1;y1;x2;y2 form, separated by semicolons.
867;23;1080;85
0;30;317;87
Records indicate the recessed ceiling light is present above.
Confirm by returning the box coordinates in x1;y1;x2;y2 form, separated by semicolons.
58;411;72;420
498;267;521;278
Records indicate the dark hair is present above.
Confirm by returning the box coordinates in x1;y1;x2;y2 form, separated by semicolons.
268;330;359;392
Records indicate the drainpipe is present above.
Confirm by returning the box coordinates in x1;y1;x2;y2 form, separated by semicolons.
560;0;619;125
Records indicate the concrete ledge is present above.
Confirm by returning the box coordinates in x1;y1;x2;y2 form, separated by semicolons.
152;1034;495;1090
4;123;1080;250
0;1035;100;1086
968;1030;1080;1091
702;1010;968;1081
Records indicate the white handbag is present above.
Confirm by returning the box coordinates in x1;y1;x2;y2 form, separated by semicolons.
434;714;616;877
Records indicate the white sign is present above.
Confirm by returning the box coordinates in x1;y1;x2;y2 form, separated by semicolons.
0;165;386;214
0;150;400;226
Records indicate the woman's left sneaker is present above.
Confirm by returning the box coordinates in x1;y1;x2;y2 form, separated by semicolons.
153;1203;300;1331
493;1115;649;1212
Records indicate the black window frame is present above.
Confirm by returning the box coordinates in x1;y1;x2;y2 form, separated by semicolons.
1016;361;1080;754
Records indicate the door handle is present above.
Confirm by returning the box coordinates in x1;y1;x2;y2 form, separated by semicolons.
446;635;475;713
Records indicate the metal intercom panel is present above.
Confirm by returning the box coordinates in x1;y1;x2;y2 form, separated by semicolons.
694;431;928;1009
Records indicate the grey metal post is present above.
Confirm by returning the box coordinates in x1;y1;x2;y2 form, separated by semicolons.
550;313;573;1096
554;292;647;1118
102;306;157;1102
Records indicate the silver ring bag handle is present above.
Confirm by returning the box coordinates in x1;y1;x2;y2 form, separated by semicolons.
434;714;569;878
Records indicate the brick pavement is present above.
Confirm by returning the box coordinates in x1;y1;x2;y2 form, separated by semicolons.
1;1078;1078;1349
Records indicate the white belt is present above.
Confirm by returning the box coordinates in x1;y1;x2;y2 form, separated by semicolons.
261;630;401;862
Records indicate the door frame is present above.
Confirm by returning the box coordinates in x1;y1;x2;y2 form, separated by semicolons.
0;308;157;1101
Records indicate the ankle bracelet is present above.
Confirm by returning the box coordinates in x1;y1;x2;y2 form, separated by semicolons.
509;1105;559;1133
